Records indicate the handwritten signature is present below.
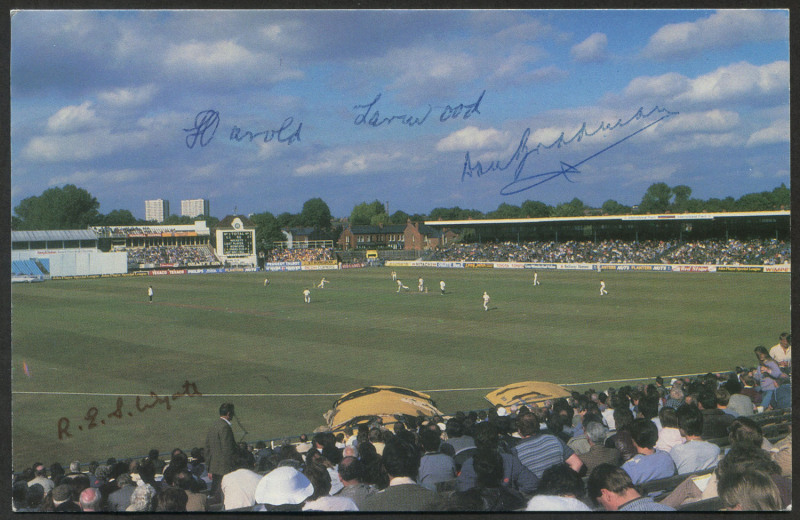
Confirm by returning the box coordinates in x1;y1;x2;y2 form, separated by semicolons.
353;90;485;128
461;106;679;195
57;380;202;440
184;110;302;149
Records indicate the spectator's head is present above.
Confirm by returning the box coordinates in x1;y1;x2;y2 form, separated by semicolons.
637;397;659;420
472;421;499;450
658;407;679;429
445;418;465;438
727;417;763;448
419;428;442;453
219;402;235;419
78;487;101;511
472;448;504;489
718;470;782;511
155;486;188;512
51;484;74;508
669;385;685;402
303;461;332;501
584;420;609;446
33;464;47;478
613;407;634;431
115;473;133;488
754;346;771;362
629;418;658;451
148;449;160;460
537;463;585;498
587;464;639;511
717;443;780;478
697;390;717;410
69;461;81;474
125;484;155;512
517;412;540;437
715;388;731;407
337;456;364;485
26;483;45;509
676;404;703;437
368;427;383;444
381;438;420;480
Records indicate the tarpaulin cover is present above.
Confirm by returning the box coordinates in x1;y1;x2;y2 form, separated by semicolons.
324;385;444;430
485;381;572;408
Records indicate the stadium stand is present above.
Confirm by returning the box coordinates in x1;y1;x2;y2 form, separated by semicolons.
12;365;791;512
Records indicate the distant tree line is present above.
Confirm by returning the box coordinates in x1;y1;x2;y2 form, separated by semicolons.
12;183;790;250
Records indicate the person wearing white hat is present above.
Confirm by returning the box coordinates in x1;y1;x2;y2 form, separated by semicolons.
253;466;315;511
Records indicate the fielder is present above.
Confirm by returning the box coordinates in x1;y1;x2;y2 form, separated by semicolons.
264;278;270;287
483;291;490;311
148;285;154;303
317;277;329;289
391;270;397;281
396;280;409;292
303;288;311;303
440;280;446;295
533;272;540;286
600;280;608;296
418;277;424;292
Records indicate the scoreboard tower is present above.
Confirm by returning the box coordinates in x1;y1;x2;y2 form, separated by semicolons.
214;215;257;267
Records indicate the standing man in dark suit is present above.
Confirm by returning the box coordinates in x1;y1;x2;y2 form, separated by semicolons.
205;403;239;503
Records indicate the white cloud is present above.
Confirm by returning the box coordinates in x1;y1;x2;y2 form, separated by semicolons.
659;109;740;134
571;33;608;63
294;148;403;177
623;72;689;100
165;39;255;69
436;126;507;152
22;129;150;162
45;101;99;133
48;168;147;187
676;61;788;104
662;132;742;153
746;120;789;147
643;10;788;60
98;85;158;108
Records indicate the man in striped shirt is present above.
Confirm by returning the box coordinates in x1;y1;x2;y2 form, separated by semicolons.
511;412;584;479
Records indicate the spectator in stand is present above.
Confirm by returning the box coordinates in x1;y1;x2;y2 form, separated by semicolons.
302;459;359;512
669;404;721;474
604;407;637;462
144;448;166;474
526;463;592;511
654;406;685;452
578;420;622;476
253;466;314;512
205;403;239;502
512;412;583;480
719;469;783;511
154;486;188;512
417;428;456;491
723;375;755;416
441;417;477;469
587;464;675;512
368;427;385;456
79;487;102;512
664;383;685;410
715;388;739;418
697;389;734;439
753;346;786;410
769;427;791;477
452;448;527;511
620;418;675;484
739;373;762;407
107;473;136;512
51;483;82;512
28;463;55;495
356;441;389;489
361;438;441;511
456;420;539;495
332;456;377;509
769;332;791;368
220;448;262;510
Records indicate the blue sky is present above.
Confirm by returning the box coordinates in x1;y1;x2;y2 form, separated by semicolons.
10;9;789;220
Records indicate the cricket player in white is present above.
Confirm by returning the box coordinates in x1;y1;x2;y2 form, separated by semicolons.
483;291;490;311
264;278;270;286
317;277;328;289
533;272;540;286
303;288;311;303
418;277;424;292
600;280;608;296
440;280;446;294
397;280;408;292
391;270;397;281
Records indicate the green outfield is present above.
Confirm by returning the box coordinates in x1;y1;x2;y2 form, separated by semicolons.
11;267;790;469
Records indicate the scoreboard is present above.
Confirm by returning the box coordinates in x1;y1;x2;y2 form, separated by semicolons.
221;231;253;256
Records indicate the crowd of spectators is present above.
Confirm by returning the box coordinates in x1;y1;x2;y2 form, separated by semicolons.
126;246;220;266
429;238;790;265
12;339;790;512
268;248;335;263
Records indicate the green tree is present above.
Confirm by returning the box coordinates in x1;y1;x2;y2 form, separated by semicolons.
705;196;736;212
389;210;410;224
552;197;587;217
299;197;333;230
97;209;139;226
350;200;386;225
14;184;100;229
638;182;673;214
520;200;552;218
670;185;693;213
250;211;283;249
601;199;630;215
370;212;390;226
487;203;523;219
771;183;790;209
276;212;301;230
163;215;197;225
735;192;772;211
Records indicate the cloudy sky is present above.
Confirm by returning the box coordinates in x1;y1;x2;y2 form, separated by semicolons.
10;9;789;220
